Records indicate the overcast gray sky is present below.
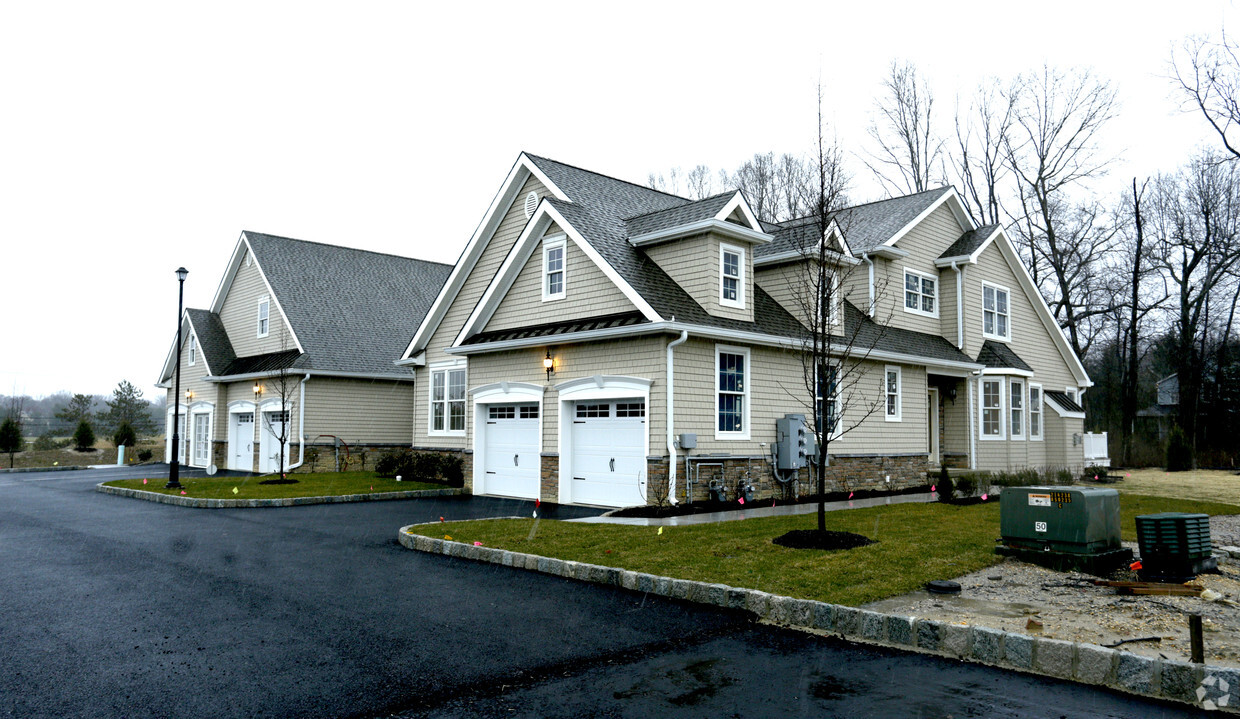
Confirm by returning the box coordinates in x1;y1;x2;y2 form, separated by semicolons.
1;0;1233;400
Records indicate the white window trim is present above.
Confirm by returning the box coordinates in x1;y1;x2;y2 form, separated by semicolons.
1029;382;1043;441
902;268;939;319
884;365;902;422
979;376;1005;440
188;334;197;366
428;360;468;437
981;281;1012;342
190;408;213;467
1065;387;1078;404
541;235;567;302
1009;378;1025;441
257;296;270;338
719;243;745;309
714;344;751;440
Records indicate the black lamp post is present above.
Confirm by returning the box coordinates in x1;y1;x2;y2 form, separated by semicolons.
166;267;188;489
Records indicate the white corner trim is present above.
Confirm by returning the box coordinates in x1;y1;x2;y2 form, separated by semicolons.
402;154;570;360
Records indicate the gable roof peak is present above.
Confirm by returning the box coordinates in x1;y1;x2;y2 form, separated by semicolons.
522;153;693;203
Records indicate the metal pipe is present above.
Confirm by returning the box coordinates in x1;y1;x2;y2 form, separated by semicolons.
665;330;689;505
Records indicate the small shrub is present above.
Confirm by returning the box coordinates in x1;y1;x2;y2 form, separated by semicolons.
33;431;60;452
1166;426;1193;471
375;452;406;478
438;454;464;486
1082;464;1111;482
112;422;136;450
137;449;153;462
937;466;954;503
73;420;96;452
955;475;977;498
358;451;367;471
1054;467;1073;485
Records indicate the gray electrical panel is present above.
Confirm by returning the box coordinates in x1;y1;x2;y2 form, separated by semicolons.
677;433;697;450
776;414;809;470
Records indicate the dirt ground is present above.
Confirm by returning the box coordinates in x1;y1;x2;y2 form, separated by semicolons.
0;440;164;469
1111;468;1240;506
866;515;1240;667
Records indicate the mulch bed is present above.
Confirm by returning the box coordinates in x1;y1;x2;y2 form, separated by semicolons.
258;478;300;485
772;529;877;551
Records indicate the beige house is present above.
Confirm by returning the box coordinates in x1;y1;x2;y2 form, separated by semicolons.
156;231;450;473
397;153;1103;508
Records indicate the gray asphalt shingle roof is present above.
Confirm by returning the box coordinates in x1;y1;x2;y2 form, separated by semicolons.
1045;390;1085;414
243;232;452;377
976;340;1033;373
624;192;736;237
940;224;1000;260
185;308;236;374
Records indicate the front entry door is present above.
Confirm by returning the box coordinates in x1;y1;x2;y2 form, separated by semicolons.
927;389;940;466
230;412;254;471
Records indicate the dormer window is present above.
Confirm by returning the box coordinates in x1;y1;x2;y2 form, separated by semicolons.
257;297;270;338
720;244;744;308
542;236;566;301
188;334;197;366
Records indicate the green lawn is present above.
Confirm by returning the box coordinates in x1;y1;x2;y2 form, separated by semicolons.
105;471;444;499
411;494;1240;607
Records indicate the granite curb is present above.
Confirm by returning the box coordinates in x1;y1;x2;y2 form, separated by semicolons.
0;465;87;474
98;483;461;508
398;524;1238;714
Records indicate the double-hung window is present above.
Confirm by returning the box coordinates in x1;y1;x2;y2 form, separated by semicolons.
903;269;937;317
1010;379;1025;439
816;362;839;439
884;366;902;421
1029;384;1042;440
257;297;270;338
542;237;566;301
430;366;466;434
982;283;1010;341
716;346;749;438
720;244;745;308
980;377;1004;439
188;334;197;365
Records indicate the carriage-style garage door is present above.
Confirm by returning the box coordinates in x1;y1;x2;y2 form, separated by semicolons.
481;403;540;500
569;399;646;507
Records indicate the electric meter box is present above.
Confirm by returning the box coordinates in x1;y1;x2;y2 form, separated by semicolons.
999;486;1122;554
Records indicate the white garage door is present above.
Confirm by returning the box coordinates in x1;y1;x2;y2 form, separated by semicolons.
481;404;540;500
570;399;646;507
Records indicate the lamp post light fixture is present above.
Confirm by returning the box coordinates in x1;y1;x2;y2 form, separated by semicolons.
167;267;188;489
543;350;555;380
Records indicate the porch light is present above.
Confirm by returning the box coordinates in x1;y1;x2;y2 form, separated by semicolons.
543;350;555;380
253;383;263;396
185;389;193;401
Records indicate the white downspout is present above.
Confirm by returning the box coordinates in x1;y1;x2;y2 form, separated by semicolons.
285;374;310;471
968;372;979;470
865;255;875;317
666;330;689;505
952;261;964;350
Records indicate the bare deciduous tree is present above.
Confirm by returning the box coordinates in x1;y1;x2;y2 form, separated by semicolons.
1173;33;1240;160
951;79;1014;226
864;61;945;195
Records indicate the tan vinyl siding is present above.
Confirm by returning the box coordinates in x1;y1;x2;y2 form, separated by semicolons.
646;233;754;322
940;379;970;456
219;247;296;357
485;236;636;332
876;204;964;335
165;328;219;461
939;266;961;348
303;377;415;445
756;261;811;329
454;336;668;452
669;339;928;456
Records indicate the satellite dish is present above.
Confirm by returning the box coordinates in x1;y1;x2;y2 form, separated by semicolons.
206;464;218;476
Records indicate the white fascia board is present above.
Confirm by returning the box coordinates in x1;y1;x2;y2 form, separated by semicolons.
990;228;1092;387
628;218;773;247
453;201;663;347
208;233;248;314
714;192;763;231
980;367;1035;378
1045;395;1087;419
753;249;861;268
223;233;306;355
401;154;571;360
394;353;425;367
933;226;1001;268
204;369;413;383
865;245;910;260
883;188;974;248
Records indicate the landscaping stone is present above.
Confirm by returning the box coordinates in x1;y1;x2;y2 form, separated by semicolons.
885;615;914;646
536;557;558;575
671;579;691;600
746;590;770;616
812;602;835;632
501;551;515;567
1033;637;1074;679
915;620;942;652
788;599;815;627
1116;652;1156;695
971;626;1003;664
727;588;749;611
620;571;638;591
766;595;792;624
834;606;859;638
1202;666;1240;711
1003;632;1033;670
654;577;673;597
702;583;727;608
1159;660;1201;704
1074;643;1115;685
941;623;970;658
858;610;885;642
636;573;655;593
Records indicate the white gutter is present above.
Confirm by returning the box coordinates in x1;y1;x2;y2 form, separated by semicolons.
203;369;415;383
665;330;689;505
629;219;773;247
284;374;310;472
864;255;875;317
753;249;861;267
952;261;964;350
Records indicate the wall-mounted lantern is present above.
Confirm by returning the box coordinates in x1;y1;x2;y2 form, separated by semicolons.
543;350;555;381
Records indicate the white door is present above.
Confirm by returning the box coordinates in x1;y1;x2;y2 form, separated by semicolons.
230;412;254;471
481;404;540;499
570;399;646;507
259;410;288;474
193;413;210;467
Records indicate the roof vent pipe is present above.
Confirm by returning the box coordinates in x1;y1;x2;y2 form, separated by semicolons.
666;330;689;505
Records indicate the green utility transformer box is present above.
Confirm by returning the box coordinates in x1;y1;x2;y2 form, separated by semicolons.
996;486;1132;574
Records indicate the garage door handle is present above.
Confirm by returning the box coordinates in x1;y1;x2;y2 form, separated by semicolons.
514;454;519;467
609;458;615;472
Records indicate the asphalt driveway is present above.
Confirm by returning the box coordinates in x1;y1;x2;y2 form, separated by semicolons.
0;467;1211;718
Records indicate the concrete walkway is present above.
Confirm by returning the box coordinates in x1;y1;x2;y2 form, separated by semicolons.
567;491;939;526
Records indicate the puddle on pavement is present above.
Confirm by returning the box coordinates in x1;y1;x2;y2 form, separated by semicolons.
865;590;1042;618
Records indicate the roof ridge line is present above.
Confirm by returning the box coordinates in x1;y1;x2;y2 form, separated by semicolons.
621;190;739;222
778;186;954;226
523;153;693;203
242;231;454;267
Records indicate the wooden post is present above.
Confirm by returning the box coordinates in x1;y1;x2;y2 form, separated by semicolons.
1190;613;1204;663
